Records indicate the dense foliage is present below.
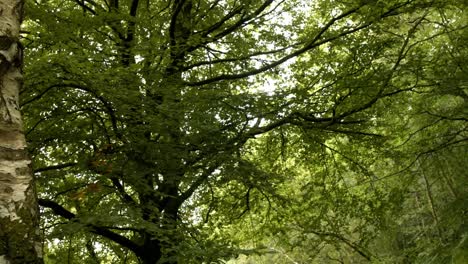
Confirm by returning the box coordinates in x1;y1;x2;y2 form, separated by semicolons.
20;0;466;263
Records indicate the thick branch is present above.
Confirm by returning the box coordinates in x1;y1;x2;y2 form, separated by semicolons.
38;198;141;253
110;175;138;205
169;0;186;44
34;162;78;173
38;199;75;220
129;0;139;17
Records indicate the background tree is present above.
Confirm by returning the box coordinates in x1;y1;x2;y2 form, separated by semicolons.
0;0;43;263
21;0;466;263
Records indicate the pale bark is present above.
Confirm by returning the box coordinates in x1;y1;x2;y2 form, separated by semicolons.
0;0;43;263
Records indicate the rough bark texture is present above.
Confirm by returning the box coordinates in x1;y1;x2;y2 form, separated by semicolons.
0;0;43;263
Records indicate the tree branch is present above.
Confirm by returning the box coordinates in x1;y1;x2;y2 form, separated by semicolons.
180;161;221;202
73;0;97;15
181;43;299;71
109;175;138;205
21;82;122;140
34;162;78;173
197;4;243;38
309;230;372;261
169;0;188;49
38;198;141;253
184;5;367;86
186;0;275;55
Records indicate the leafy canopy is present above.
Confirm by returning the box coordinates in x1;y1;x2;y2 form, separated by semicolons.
21;0;467;263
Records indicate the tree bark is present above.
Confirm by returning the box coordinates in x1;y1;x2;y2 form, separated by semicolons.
0;0;43;263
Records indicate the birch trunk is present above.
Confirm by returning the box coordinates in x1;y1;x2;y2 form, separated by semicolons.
0;0;43;263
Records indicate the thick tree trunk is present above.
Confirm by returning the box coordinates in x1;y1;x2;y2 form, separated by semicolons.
0;0;43;263
138;239;162;264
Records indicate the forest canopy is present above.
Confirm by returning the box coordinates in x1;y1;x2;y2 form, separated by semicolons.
16;0;468;263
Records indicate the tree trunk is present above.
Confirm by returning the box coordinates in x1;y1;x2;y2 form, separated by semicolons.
0;0;43;263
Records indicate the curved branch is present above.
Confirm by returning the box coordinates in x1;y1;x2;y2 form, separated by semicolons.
180;161;221;202
181;43;299;71
185;6;367;86
208;0;274;42
185;0;275;56
21;82;122;139
309;230;372;261
38;198;141;253
198;4;243;38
